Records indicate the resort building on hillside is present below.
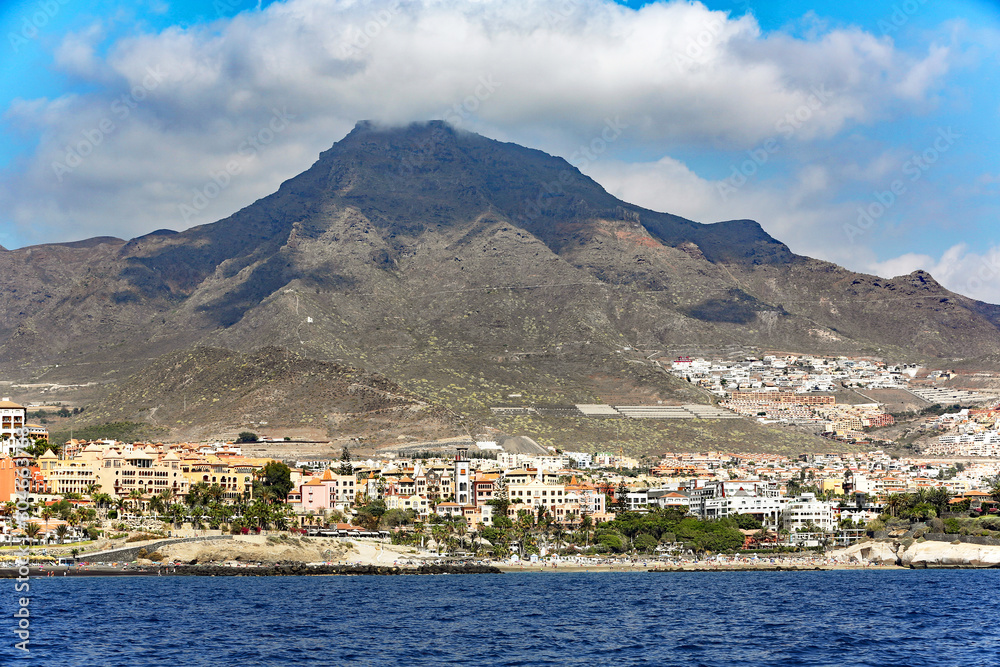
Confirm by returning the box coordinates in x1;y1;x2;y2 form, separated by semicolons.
0;398;26;455
781;493;837;532
287;469;358;513
42;443;191;499
179;454;267;500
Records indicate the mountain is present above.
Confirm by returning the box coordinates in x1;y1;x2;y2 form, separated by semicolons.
2;121;999;449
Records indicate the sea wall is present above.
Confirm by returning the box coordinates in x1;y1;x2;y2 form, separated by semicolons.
80;536;233;563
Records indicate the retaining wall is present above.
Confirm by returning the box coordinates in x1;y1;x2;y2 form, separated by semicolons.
79;535;233;563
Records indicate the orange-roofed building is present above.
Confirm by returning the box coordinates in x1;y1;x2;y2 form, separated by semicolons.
473;472;500;507
294;469;357;513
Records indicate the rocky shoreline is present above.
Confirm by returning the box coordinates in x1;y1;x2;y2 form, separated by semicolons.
0;562;503;578
172;562;503;576
837;538;1000;568
649;565;830;572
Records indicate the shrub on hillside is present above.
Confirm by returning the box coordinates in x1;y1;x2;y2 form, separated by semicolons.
126;532;164;543
981;516;1000;531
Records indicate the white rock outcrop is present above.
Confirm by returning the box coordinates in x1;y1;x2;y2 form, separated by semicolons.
836;539;1000;568
837;541;900;565
898;540;1000;568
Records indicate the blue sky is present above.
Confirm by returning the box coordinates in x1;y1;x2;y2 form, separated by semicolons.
1;0;999;303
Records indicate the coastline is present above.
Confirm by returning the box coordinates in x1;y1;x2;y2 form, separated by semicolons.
495;560;906;573
9;557;1000;577
0;562;503;577
13;535;1000;577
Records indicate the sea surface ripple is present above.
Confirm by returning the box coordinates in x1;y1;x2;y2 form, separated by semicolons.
3;570;1000;666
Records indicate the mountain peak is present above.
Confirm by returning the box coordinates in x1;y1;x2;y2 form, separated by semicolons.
285;121;793;266
904;269;943;288
4;121;999;418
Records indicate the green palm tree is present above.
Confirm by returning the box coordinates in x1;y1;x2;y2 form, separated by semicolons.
148;495;165;516
884;493;904;518
207;502;232;529
206;484;225;504
158;488;175;506
431;525;447;554
23;522;42;548
927;487;952;515
40;507;54;531
580;513;593;546
55;524;70;543
128;489;144;513
168;503;186;527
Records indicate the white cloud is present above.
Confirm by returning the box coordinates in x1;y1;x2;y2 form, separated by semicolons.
53;23;108;80
0;0;956;248
893;43;950;101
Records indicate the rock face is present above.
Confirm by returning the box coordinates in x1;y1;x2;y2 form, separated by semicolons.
840;539;1000;568
899;541;1000;568
841;541;901;566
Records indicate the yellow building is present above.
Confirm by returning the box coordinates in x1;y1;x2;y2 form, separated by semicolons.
37;449;59;474
385;493;430;517
816;478;845;496
42;442;190;499
179;454;271;500
46;458;101;496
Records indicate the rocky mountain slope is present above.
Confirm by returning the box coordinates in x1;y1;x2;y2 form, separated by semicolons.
73;346;463;444
2;121;998;450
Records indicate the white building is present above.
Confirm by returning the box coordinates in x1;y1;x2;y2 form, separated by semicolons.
0;399;27;455
703;492;790;529
564;451;594;468
684;480;788;528
454;447;471;506
782;493;837;532
624;488;693;512
687;480;781;516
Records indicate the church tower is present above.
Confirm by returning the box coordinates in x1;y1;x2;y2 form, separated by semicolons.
454;446;471;506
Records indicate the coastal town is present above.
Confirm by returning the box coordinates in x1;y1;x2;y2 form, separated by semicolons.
3;350;1000;570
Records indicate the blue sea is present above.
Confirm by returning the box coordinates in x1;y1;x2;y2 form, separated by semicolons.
3;570;1000;666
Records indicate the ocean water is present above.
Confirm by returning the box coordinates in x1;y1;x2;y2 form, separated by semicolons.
3;570;1000;666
